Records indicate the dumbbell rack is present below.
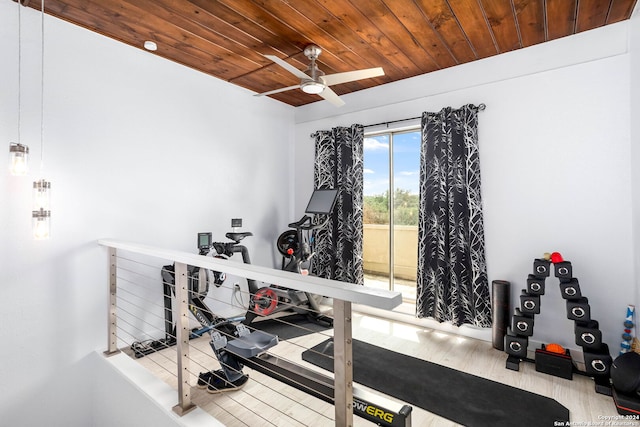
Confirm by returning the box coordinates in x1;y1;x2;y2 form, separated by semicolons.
504;256;612;395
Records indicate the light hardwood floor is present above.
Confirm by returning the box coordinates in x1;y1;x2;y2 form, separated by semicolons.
131;311;628;427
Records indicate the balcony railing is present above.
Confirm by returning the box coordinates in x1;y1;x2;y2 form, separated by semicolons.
363;224;418;282
99;238;405;426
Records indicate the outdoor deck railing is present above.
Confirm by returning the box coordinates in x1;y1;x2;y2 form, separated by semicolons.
99;238;403;426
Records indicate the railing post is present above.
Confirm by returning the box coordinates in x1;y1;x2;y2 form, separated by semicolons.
172;262;197;416
104;247;120;356
333;299;353;427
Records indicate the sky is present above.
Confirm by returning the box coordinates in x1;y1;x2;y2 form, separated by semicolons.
363;130;421;196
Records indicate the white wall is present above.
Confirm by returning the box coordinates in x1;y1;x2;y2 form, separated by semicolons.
294;22;634;354
631;0;640;320
0;3;294;425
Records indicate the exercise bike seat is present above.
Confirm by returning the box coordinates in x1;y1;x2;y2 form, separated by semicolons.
226;329;278;359
226;232;253;243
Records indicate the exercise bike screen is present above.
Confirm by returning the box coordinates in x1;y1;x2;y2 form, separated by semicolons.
198;232;212;249
305;189;338;215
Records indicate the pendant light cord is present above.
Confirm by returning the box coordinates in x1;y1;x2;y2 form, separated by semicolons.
40;0;45;175
17;0;22;147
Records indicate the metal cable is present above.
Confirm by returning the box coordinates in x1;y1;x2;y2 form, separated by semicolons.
112;258;339;426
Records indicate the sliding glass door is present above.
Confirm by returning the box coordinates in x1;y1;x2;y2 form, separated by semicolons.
363;128;420;301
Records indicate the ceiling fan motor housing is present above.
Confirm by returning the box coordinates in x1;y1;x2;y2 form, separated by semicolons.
303;44;322;60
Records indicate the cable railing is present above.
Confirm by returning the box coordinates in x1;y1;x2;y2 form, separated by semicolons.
99;238;406;427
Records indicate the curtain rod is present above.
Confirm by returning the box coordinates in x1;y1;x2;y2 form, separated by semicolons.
363;103;486;129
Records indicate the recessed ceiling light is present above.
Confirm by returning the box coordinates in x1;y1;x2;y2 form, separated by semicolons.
143;41;157;51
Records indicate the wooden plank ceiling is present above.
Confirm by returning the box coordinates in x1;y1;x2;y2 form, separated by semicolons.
22;0;638;107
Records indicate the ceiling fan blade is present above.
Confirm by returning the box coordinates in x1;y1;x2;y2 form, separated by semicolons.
322;67;385;86
319;87;345;107
264;55;310;80
255;85;301;97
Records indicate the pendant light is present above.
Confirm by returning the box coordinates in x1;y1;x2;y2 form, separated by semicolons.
9;143;29;176
9;1;28;176
32;0;51;240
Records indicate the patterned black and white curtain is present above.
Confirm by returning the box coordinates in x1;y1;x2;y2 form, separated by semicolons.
312;124;364;285
416;105;491;327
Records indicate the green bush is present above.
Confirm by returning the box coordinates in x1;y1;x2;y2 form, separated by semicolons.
364;189;419;226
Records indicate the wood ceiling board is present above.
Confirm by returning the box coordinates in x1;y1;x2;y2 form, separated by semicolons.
151;0;283;67
186;0;306;63
415;0;478;63
381;0;458;70
607;0;639;23
212;0;312;56
480;0;521;53
576;0;612;32
347;0;440;74
546;0;577;40
318;0;425;77
447;0;499;59
513;0;546;47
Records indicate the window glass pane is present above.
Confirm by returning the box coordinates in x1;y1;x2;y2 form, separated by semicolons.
392;131;420;301
363;134;390;290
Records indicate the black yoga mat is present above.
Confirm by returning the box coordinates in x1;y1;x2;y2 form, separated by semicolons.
250;313;331;340
302;338;569;427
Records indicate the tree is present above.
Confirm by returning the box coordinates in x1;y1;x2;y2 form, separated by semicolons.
364;189;419;226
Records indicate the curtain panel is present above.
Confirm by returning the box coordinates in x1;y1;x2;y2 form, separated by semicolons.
312;124;364;285
416;105;491;327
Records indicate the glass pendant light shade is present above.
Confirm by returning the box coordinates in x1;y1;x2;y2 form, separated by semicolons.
32;179;51;240
33;178;51;210
9;143;29;175
32;208;51;240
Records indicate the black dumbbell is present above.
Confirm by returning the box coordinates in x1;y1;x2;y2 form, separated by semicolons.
526;274;546;296
520;290;541;315
583;343;612;376
566;297;590;321
512;308;534;336
575;320;602;349
533;258;551;277
559;278;582;300
554;261;572;279
505;328;528;358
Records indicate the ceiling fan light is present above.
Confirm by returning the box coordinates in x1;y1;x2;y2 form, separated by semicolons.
301;80;325;95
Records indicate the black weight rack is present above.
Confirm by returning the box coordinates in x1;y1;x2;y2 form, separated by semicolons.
504;256;612;395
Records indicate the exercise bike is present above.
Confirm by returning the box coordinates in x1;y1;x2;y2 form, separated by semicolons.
202;188;339;327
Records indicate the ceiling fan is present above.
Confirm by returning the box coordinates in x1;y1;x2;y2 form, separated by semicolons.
256;44;385;107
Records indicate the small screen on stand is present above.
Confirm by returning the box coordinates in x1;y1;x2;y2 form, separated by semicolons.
198;232;212;249
305;188;339;214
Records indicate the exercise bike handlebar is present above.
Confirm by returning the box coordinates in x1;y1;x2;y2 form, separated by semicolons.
211;241;252;265
287;214;330;231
